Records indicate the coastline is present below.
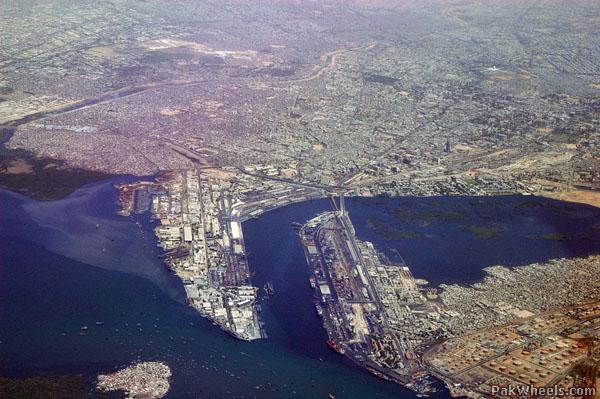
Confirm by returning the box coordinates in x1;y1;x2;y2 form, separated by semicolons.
3;180;600;398
118;170;264;340
298;206;600;397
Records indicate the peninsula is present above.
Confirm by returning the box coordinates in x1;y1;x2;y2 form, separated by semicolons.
117;167;325;339
299;202;600;396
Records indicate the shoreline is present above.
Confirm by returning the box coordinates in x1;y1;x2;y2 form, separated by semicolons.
298;207;600;396
4;181;600;396
119;170;264;341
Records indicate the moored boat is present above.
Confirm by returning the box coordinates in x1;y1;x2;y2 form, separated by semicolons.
315;304;323;318
326;339;345;354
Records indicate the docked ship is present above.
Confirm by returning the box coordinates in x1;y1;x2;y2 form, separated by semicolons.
327;339;345;355
315;304;323;318
309;276;317;289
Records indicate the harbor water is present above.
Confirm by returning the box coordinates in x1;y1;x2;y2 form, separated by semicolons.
2;177;600;398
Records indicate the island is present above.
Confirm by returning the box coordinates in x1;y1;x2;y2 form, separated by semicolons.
96;362;171;398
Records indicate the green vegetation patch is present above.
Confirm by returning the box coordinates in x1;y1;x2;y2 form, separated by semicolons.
0;152;111;201
527;233;567;241
515;200;544;210
393;208;466;223
0;375;112;399
368;217;425;240
462;224;504;239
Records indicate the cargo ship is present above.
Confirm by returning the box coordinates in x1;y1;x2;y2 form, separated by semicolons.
327;339;345;354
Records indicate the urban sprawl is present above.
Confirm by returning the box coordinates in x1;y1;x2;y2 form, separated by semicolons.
1;0;600;397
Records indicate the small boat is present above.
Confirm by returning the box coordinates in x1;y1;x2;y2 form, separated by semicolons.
315;305;323;318
367;367;387;379
95;321;104;326
329;394;336;399
291;222;303;230
309;276;317;289
263;281;274;296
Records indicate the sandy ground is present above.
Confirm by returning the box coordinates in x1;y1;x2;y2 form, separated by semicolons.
5;158;34;174
538;189;600;209
200;167;237;181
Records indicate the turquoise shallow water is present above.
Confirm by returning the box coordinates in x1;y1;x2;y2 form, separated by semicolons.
1;177;600;398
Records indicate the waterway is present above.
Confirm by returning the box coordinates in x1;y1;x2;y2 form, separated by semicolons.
2;177;600;398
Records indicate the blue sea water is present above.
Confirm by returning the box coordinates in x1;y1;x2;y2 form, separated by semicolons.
343;195;600;286
1;177;600;398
